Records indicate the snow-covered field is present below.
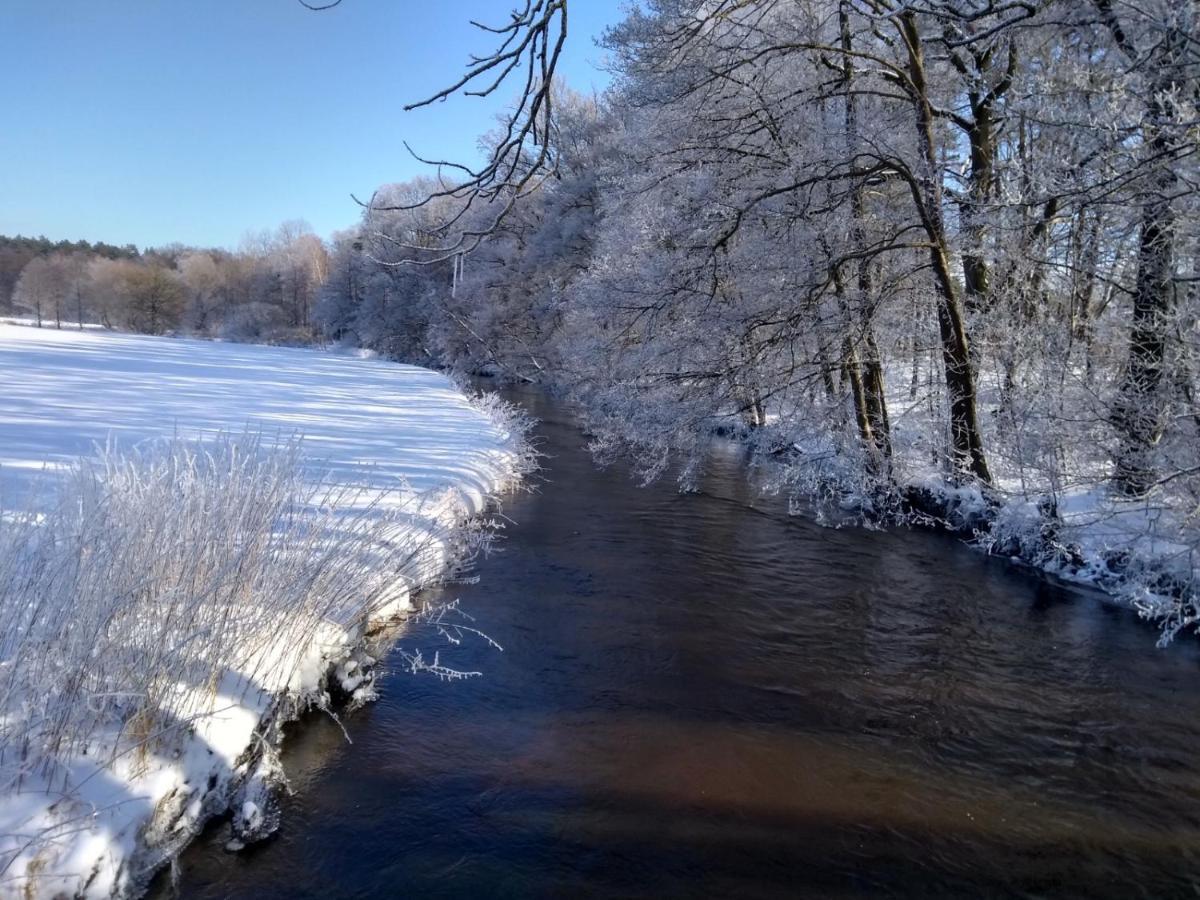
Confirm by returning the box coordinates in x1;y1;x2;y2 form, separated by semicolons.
0;323;530;897
0;322;517;511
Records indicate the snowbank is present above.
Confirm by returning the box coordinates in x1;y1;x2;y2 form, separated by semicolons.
901;476;1199;644
759;362;1198;646
0;323;532;897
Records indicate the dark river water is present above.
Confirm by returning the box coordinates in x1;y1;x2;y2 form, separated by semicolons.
155;388;1200;899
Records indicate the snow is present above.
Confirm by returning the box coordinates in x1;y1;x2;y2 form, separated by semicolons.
0;322;528;897
0;323;515;514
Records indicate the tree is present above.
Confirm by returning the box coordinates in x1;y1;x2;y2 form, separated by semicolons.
13;255;70;328
123;265;184;335
86;259;183;335
271;221;328;330
1098;1;1199;496
178;251;228;335
87;257;138;328
315;232;366;344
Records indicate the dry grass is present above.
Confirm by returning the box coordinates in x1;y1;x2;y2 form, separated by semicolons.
0;431;464;793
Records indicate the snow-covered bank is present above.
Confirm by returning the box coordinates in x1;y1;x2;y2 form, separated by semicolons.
0;323;534;897
755;376;1199;647
899;478;1199;645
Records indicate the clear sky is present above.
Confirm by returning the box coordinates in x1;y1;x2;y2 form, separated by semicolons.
0;2;621;250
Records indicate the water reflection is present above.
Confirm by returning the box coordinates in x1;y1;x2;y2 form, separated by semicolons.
154;387;1200;899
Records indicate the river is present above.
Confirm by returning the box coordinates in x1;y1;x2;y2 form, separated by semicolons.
153;388;1200;899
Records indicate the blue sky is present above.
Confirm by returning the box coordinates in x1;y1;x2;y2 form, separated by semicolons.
0;2;621;250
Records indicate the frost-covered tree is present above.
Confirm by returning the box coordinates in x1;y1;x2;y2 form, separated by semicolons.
271;220;328;331
178;251;229;335
13;255;71;328
430;87;607;381
121;265;184;335
314;232;366;345
315;0;1200;639
84;258;183;335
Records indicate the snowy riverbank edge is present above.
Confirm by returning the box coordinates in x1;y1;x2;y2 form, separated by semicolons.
841;479;1195;645
3;395;533;899
0;328;537;898
745;422;1198;646
897;481;1198;644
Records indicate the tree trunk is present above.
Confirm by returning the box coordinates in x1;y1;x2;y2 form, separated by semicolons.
899;12;992;484
1070;207;1099;347
1111;172;1177;495
961;85;998;316
1108;14;1187;497
833;266;878;468
839;4;893;476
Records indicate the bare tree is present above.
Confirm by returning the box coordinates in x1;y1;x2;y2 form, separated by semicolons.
13;255;70;328
364;2;570;259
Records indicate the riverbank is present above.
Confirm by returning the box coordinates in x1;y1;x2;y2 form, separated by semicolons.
0;323;533;897
898;478;1198;645
738;382;1199;648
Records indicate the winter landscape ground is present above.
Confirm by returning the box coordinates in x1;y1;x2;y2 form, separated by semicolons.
0;322;531;897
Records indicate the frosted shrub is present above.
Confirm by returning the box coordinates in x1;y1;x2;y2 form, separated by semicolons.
456;385;541;482
1137;587;1200;648
218;302;287;343
0;432;460;791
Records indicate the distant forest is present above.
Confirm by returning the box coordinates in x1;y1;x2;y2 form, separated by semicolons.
0;224;328;340
0;235;139;311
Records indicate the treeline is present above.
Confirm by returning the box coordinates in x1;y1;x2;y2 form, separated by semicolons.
325;2;1200;491
312;1;1199;636
2;223;328;341
0;235;138;313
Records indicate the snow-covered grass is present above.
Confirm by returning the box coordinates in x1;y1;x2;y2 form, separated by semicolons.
0;322;533;897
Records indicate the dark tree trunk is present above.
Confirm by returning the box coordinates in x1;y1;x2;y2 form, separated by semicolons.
839;4;893;476
899;12;992;484
1105;7;1188;497
1111;174;1177;495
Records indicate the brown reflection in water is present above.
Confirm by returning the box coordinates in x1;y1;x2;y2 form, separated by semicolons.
374;709;1199;857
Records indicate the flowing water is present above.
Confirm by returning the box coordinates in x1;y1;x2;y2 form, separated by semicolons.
156;389;1200;899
